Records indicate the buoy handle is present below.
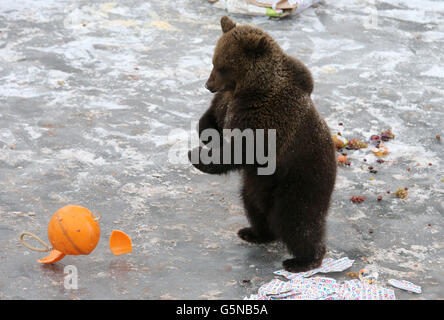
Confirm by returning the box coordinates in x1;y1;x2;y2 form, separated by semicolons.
19;232;51;252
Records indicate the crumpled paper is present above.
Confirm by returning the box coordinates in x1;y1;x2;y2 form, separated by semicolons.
244;257;398;300
337;280;396;300
245;276;340;300
388;279;422;294
274;257;354;279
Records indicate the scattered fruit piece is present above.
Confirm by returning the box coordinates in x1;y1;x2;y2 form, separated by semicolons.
350;196;365;203
370;135;381;143
380;128;395;141
395;188;408;199
346;272;359;279
346;139;367;150
337;154;347;164
332;134;348;150
372;143;388;156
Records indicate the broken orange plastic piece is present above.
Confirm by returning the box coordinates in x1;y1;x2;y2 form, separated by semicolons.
109;230;132;256
38;249;66;264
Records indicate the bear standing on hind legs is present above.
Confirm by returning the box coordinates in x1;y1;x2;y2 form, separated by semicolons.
189;16;337;272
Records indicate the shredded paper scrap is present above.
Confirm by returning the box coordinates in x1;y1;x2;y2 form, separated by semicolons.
388;279;422;294
244;258;411;300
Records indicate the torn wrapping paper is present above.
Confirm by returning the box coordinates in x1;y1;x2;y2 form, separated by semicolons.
245;257;400;300
337;280;396;300
247;277;396;300
388;279;422;294
213;0;322;17
258;279;294;296
274;257;354;279
288;277;339;300
254;277;340;300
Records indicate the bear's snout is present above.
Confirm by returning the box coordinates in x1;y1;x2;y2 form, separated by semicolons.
205;69;218;93
205;82;216;93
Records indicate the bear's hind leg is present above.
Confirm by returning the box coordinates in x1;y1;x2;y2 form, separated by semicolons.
282;247;325;273
281;222;326;272
238;186;276;244
271;197;327;273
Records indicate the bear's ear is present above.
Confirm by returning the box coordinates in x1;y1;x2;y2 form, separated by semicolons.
221;16;236;33
243;35;270;55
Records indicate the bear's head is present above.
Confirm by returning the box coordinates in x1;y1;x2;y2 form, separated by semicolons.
205;16;280;93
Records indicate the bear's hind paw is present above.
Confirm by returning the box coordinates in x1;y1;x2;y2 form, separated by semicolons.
237;227;276;244
282;258;323;273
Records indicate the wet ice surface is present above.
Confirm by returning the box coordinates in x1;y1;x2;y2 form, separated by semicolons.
0;0;443;299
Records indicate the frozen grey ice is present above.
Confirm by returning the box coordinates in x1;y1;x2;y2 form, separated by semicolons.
0;0;443;299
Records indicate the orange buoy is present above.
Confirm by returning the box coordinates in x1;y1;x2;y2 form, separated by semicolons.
46;205;101;257
20;205;102;264
109;230;132;256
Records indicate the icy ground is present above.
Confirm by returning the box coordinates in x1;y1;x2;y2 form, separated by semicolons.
0;0;442;299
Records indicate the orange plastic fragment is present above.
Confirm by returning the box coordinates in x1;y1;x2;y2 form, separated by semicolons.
109;230;132;256
38;249;66;264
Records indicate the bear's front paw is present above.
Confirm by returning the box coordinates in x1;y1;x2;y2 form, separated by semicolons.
188;147;217;174
237;227;276;244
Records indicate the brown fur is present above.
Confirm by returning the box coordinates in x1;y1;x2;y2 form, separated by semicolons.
189;17;337;272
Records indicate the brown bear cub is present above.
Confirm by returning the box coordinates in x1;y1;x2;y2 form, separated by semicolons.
189;16;337;272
